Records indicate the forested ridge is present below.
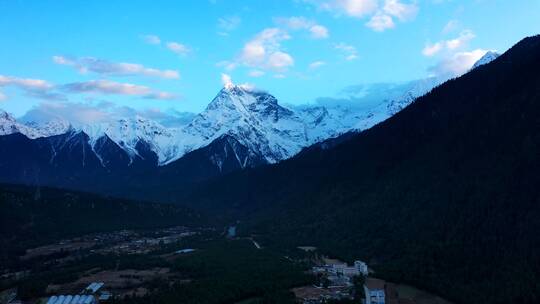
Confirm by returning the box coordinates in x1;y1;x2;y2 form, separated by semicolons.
0;183;202;269
180;35;540;304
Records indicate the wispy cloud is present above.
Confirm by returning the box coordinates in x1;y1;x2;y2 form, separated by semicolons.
166;42;191;56
53;56;180;79
335;43;358;60
248;70;265;77
309;61;326;69
422;42;443;56
141;34;161;45
0;75;53;90
304;0;418;32
62;80;176;100
218;16;241;36
445;30;475;50
275;16;330;39
22;101;195;127
0;75;65;101
422;29;475;57
442;20;460;34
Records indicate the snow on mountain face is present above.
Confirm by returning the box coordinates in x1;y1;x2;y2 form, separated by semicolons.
2;54;494;169
80;116;180;164
0;82;442;167
24;119;72;137
472;51;500;69
181;86;307;164
0;110;49;138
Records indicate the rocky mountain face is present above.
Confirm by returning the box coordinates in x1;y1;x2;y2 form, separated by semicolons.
0;83;438;171
0;52;499;192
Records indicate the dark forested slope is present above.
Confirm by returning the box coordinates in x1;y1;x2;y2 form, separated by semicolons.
183;35;540;303
0;183;202;269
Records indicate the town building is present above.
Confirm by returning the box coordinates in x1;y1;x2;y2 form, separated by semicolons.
354;260;369;275
45;295;97;304
83;282;104;294
46;282;108;304
364;278;386;304
326;260;367;277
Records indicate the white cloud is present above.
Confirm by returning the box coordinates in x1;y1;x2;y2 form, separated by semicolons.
216;60;237;71
221;73;234;88
0;75;177;102
62;80;176;100
0;75;64;100
276;16;330;39
237;28;294;72
141;34;161;45
422;29;485;78
309;25;329;39
53;56;180;79
305;0;418;31
279;16;312;29
309;61;326;69
248;70;265;77
224;18;329;74
0;91;6;101
366;11;395;31
0;75;53;90
421;30;475;57
166;42;191;55
429;49;488;77
383;0;418;21
422;42;443;56
218;16;241;35
335;43;358;60
22;102;195;127
268;51;294;70
332;0;379;17
445;30;475;50
220;73;255;90
442;20;460;34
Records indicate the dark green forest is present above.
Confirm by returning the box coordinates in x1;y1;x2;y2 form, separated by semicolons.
0;183;202;269
178;35;540;304
115;240;312;304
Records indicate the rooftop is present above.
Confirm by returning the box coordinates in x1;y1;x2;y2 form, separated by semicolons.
365;278;386;290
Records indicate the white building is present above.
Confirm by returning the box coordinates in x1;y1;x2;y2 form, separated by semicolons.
329;260;367;277
354;260;369;276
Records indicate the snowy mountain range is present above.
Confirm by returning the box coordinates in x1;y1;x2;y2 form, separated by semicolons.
0;53;499;171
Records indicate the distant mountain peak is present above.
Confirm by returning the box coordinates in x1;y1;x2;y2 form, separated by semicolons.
0;72;449;169
472;51;500;69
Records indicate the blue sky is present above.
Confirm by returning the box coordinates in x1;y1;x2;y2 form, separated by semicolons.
0;0;539;123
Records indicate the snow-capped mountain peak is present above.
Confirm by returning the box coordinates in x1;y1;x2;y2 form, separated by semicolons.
1;71;455;169
472;51;500;69
0;109;61;139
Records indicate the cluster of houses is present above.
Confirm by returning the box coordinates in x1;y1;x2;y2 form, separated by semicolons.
295;259;399;304
292;260;371;303
312;260;369;288
45;282;111;304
